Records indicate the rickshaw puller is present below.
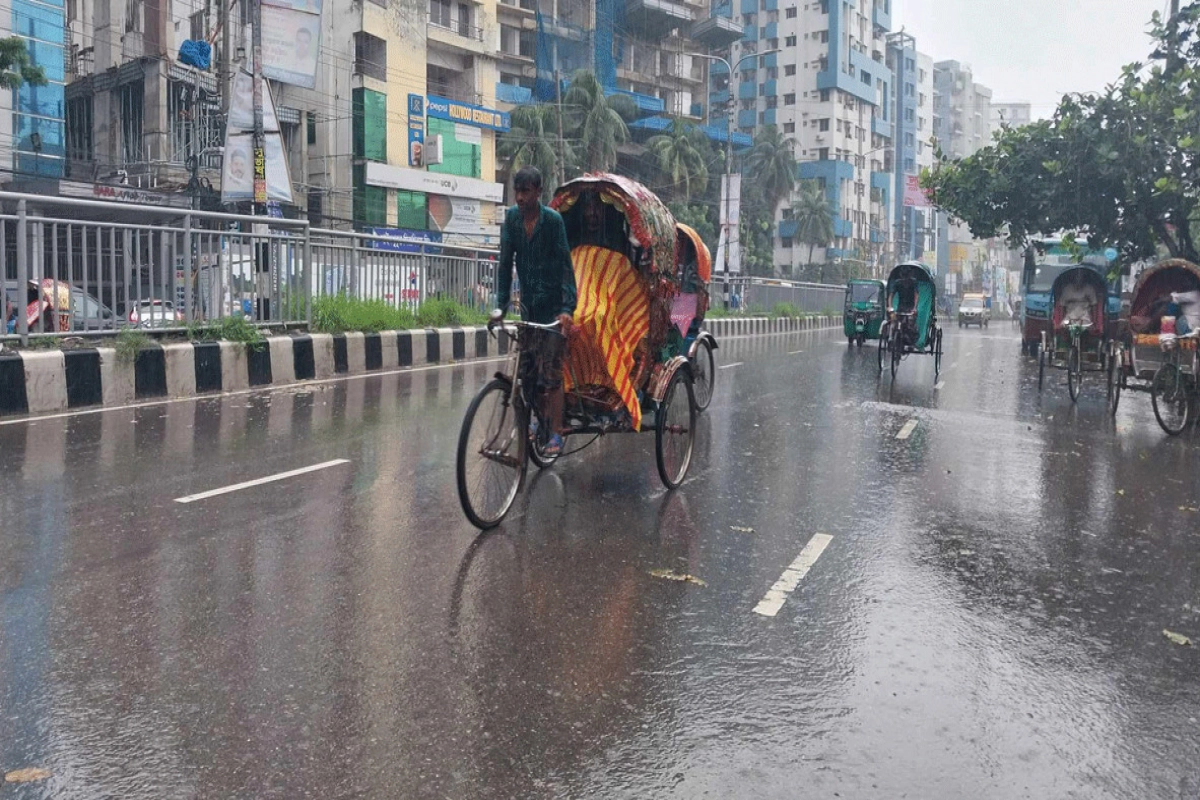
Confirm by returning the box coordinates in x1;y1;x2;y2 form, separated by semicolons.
494;166;578;457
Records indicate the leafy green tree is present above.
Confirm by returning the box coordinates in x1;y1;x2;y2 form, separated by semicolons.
922;2;1200;266
668;201;716;251
562;70;638;172
791;180;835;277
498;104;572;202
0;36;46;90
745;125;798;222
647;120;710;202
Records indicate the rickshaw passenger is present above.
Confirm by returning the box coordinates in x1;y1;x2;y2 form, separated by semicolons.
1059;275;1098;326
891;276;918;315
495;165;577;457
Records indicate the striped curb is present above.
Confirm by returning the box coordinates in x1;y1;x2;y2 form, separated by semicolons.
0;317;836;418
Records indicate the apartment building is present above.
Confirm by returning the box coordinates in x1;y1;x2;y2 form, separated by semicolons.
990;101;1031;129
721;0;895;273
886;35;933;262
0;0;67;180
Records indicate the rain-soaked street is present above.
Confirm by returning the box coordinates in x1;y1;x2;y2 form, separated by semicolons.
2;324;1199;799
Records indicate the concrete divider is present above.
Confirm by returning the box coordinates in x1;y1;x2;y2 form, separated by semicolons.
0;316;840;418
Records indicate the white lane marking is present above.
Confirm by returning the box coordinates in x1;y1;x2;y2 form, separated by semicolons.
0;356;508;427
896;419;919;440
753;534;834;617
950;361;958;368
719;362;744;370
788;350;805;355
934;381;945;390
175;459;351;504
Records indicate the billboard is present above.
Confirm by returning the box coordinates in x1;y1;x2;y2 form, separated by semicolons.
426;94;511;132
261;3;321;89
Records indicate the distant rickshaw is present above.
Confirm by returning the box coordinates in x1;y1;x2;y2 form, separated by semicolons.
877;262;943;380
1107;258;1200;434
1037;265;1112;401
843;278;885;347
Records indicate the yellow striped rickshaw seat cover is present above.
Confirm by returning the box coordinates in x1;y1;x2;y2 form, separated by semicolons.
565;244;649;430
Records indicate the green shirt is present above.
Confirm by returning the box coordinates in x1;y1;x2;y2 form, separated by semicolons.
496;204;577;324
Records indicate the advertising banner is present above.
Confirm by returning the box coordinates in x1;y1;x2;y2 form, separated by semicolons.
261;4;320;89
903;174;932;208
221;133;294;203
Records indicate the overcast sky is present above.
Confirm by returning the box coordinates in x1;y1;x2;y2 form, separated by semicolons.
895;0;1168;118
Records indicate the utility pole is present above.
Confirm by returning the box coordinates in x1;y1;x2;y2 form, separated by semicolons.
251;0;266;210
554;69;564;187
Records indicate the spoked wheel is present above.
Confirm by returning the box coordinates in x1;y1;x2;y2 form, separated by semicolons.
691;338;715;412
1151;362;1194;436
656;369;697;489
1106;343;1123;417
1038;346;1046;391
890;327;902;380
877;324;888;373
856;334;865;348
456;379;527;529
527;404;560;470
934;328;944;376
1067;343;1083;402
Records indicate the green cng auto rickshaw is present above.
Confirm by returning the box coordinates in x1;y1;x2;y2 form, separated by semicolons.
844;279;886;347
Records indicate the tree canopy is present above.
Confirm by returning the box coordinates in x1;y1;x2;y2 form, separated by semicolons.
0;37;47;90
921;2;1200;265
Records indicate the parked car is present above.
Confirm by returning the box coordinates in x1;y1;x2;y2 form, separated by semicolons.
129;299;183;328
71;289;118;331
958;293;990;328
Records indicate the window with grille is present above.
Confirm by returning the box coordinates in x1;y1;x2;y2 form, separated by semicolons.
126;0;142;32
354;32;387;81
119;82;143;164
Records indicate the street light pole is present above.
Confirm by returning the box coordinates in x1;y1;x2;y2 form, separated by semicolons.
690;48;780;281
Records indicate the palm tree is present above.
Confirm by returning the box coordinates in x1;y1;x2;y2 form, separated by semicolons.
791;180;836;280
562;70;638;173
498;104;569;202
646;120;710;202
746;125;798;220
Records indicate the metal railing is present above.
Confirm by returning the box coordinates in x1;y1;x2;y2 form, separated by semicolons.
710;276;844;315
1;191;500;344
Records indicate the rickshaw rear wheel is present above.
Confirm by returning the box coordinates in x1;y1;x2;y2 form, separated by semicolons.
934;328;944;376
1106;343;1122;416
457;379;527;529
1067;344;1083;402
691;337;715;412
889;327;902;380
1151;363;1193;436
656;369;697;489
1038;348;1046;391
876;324;888;373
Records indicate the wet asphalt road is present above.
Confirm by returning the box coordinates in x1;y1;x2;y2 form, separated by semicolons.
2;324;1199;799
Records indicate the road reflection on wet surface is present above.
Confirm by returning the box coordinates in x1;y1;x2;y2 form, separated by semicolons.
2;326;1198;798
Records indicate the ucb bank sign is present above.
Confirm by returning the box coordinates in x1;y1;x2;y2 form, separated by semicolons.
426;95;511;132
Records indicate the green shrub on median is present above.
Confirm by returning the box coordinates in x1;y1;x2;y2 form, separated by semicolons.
312;294;493;333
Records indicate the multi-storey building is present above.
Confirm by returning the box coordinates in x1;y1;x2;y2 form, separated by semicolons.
886;35;933;262
1;0;67;180
720;0;894;274
990;101;1031;130
932;59;992;282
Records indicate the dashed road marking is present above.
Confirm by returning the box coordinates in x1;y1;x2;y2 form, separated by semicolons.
934;381;945;390
176;459;351;504
788;350;805;355
719;362;744;370
896;419;919;440
753;534;834;617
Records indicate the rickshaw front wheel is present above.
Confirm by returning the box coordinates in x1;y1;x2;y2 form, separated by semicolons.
1067;344;1083;402
656;369;697;489
691;338;715;412
457;379;528;529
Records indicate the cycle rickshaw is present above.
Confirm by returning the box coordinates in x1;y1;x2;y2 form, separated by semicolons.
1107;258;1200;434
675;222;718;411
1036;265;1111;402
877;262;943;380
456;173;700;528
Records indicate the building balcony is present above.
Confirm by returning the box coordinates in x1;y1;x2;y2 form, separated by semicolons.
762;0;777;9
497;49;535;66
762;21;777;39
738;81;757;100
692;15;742;47
497;0;535;15
777;219;798;239
872;116;892;139
428;80;485;107
740;0;756;12
761;78;777;96
710;88;730;105
760;108;776;126
624;0;693;39
428;19;490;56
743;22;758;40
738;108;757;128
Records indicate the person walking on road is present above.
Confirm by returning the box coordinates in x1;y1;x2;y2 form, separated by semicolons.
494;166;577;457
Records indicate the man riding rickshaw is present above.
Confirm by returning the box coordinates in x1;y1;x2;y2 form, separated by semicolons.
457;170;699;529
